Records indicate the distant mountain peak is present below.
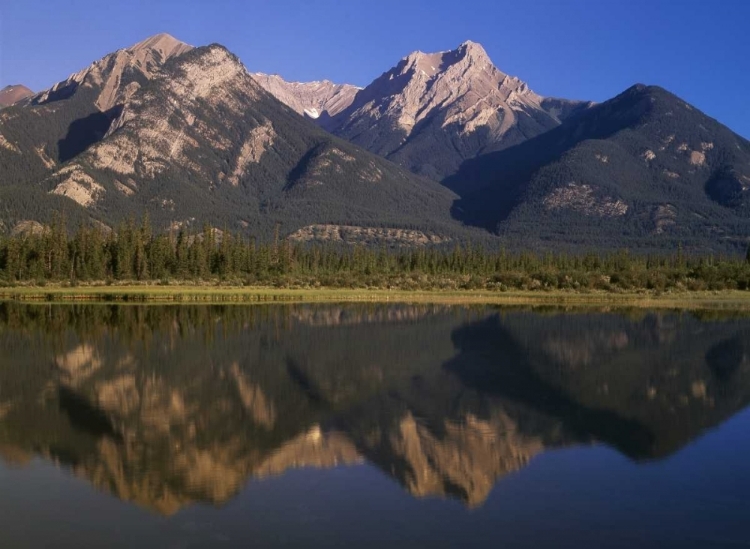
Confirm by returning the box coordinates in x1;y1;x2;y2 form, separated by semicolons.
1;84;29;92
0;84;34;107
251;72;360;121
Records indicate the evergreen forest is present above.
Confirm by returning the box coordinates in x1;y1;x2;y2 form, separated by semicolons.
1;216;749;292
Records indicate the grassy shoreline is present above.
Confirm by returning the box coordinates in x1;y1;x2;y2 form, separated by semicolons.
0;284;749;309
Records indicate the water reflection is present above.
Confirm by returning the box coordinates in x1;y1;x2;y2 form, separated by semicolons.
0;303;748;514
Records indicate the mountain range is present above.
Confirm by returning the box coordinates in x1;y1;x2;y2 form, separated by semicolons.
0;33;748;252
0;34;465;243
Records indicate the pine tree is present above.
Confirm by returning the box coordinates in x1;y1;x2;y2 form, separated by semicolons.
4;237;21;281
175;230;189;279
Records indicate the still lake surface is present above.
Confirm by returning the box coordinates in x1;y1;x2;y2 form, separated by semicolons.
0;303;749;548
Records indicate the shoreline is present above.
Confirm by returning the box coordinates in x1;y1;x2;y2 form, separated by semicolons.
0;285;749;310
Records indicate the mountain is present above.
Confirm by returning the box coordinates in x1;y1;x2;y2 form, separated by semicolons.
0;34;468;242
251;73;359;122
0;34;195;227
0;85;34;107
447;84;750;252
313;41;591;180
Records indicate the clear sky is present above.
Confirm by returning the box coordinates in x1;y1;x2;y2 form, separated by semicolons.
1;0;749;137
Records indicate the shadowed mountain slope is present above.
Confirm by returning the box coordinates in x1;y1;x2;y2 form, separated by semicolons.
447;85;750;252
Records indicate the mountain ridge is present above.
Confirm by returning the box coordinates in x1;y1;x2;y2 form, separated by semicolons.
259;40;593;180
28;33;193;111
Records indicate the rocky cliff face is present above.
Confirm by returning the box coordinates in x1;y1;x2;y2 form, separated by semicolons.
0;85;34;107
48;44;256;206
318;41;590;180
251;73;359;121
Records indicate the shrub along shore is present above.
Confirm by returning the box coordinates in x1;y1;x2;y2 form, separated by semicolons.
1;285;750;311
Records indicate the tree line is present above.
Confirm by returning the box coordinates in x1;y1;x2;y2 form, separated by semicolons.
0;216;749;291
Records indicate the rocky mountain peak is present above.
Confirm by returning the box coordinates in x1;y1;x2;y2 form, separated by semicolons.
251;37;591;182
68;43;258;198
397;40;494;81
12;38;459;241
32;33;194;112
457;40;491;63
129;33;192;58
0;84;34;107
321;40;589;179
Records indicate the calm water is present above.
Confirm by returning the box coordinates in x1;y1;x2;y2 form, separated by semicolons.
0;303;749;548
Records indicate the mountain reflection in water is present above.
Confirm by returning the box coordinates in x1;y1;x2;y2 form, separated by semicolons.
0;303;748;515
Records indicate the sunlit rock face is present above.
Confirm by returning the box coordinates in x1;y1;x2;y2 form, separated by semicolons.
286;224;451;246
0;304;749;514
318;41;589;180
44;44;266;207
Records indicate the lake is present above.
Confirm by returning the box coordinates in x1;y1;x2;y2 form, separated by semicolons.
0;303;749;548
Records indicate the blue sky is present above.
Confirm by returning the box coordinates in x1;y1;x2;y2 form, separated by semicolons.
1;0;749;137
